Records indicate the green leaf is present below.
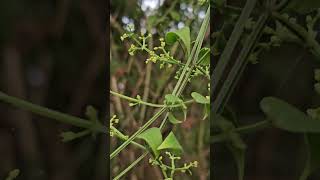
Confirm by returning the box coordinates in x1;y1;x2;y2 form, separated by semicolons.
5;169;20;180
168;112;182;124
198;48;210;66
60;130;91;142
85;105;98;122
157;131;183;155
191;92;209;104
165;27;191;56
314;83;320;95
147;15;158;28
137;127;163;158
214;113;235;131
314;69;320;81
203;104;210;120
164;94;182;105
61;131;78;142
300;134;320;180
260;97;320;132
285;0;320;14
170;11;180;21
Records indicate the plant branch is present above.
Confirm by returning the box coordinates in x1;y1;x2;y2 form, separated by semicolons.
110;90;194;108
0;91;107;133
212;120;271;143
271;11;320;59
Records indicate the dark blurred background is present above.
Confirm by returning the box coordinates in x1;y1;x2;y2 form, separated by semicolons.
0;0;107;179
213;0;320;180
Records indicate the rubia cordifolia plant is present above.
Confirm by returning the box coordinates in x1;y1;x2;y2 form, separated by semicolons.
213;0;320;180
110;4;210;180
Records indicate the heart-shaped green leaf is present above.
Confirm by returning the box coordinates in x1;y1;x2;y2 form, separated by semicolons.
157;131;183;155
260;97;320;132
165;27;191;56
191;92;209;104
168;112;182;124
137;127;163;158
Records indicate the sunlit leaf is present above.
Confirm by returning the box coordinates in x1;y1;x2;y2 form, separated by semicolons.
157;131;183;155
168;112;182;124
165;94;182;104
165;27;191;56
191;92;209;104
137;127;163;158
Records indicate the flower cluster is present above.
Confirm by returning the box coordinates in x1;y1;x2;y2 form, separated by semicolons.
149;151;198;178
110;115;119;137
120;32;181;69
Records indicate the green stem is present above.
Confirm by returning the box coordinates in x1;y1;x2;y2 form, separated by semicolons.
0;91;107;133
112;5;210;178
212;120;271;143
113;151;148;180
110;90;194;108
111;126;146;150
110;107;166;159
160;6;210;129
299;134;311;180
212;0;258;95
213;13;269;114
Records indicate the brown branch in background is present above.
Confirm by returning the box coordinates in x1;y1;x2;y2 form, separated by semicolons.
68;0;106;116
111;76;124;117
0;131;16;178
139;33;153;122
3;46;46;180
52;0;72;38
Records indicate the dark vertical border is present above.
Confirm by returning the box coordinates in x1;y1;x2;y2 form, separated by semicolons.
105;0;110;179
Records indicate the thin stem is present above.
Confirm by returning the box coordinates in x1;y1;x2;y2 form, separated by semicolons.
212;120;271;143
110;90;163;107
213;13;269;114
0;91;107;133
111;126;146;150
160;6;210;129
110;107;166;159
113;151;148;180
212;0;258;96
299;135;311;180
110;90;194;108
112;5;210;178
